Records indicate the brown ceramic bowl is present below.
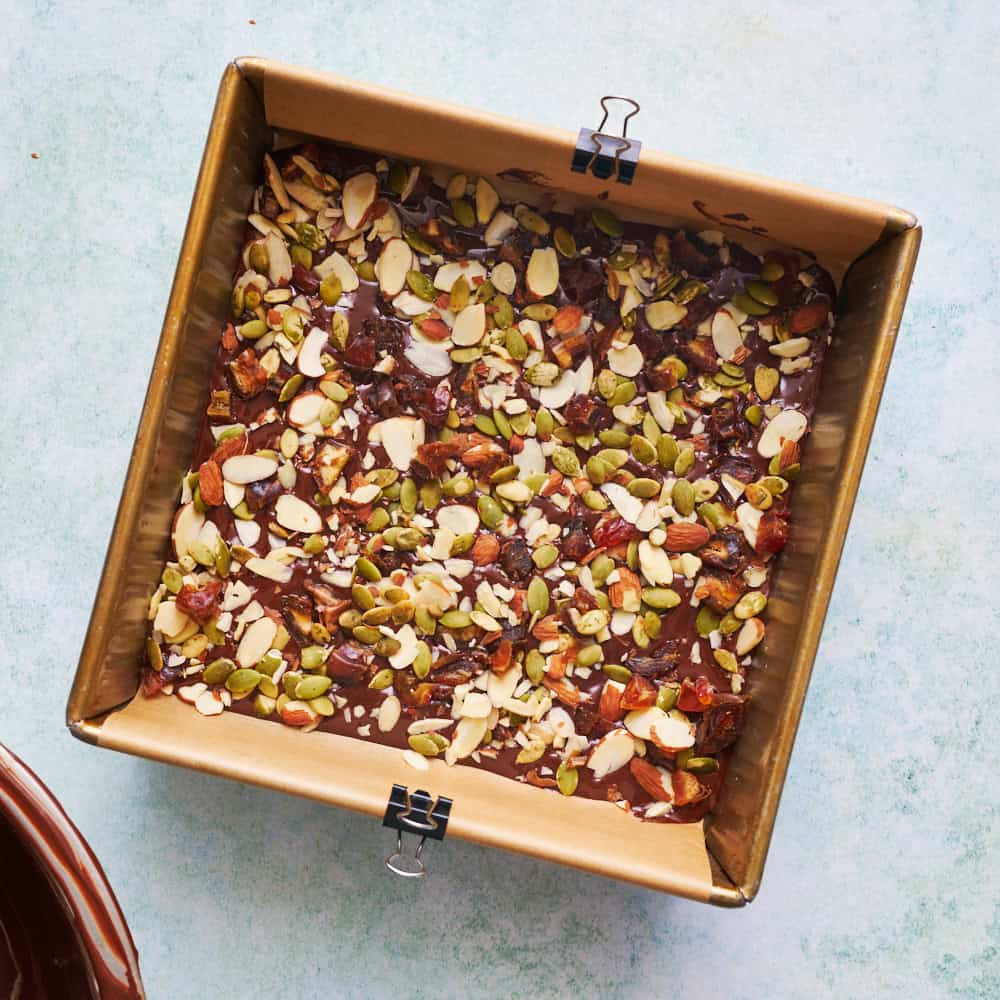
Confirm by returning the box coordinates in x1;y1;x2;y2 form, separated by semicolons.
0;745;143;998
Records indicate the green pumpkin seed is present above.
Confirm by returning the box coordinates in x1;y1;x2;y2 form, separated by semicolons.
735;591;767;619
556;762;579;796
656;685;679;712
414;607;437;637
718;612;741;635
254;694;276;717
760;260;785;282
443;474;474;498
290;244;313;270
493;409;513;440
525;649;546;683
628;477;660;499
202;657;235;685
553;226;577;258
295;675;332;700
384;526;423;551
597;429;630;448
488;464;518;486
582;490;608;511
473;413;498;436
516;206;550;235
576;644;603;668
699;501;729;530
403;228;436;255
630;434;657;465
365;508;390;532
672;478;695;516
477;495;503;529
745;280;779;307
713;649;739;673
161;567;182;594
398;478;417;514
535;407;555;437
298;646;325;671
754;365;780;402
596;448;628;470
674;446;695;477
374;637;401;657
494;295;514;328
440;610;472;629
603;663;631;683
330;313;350;351
525;362;560;387
413;641;432;679
240;319;267;341
505;326;528;360
527;576;551;615
685;756;720;775
592;206;624;237
388;160;409;195
450;532;476;556
551;446;581;478
585;455;611;485
695;606;720;637
523;303;556;322
642;587;681;610
475;279;496;304
420;481;442;510
226;668;261;695
607;249;637;270
577;609;609;635
745;404;763;426
609;380;637;407
732;291;770;317
339;609;362;631
408;734;445;757
449;275;471;313
352;625;381;645
249;242;269;272
590;554;615;586
450;198;476;228
406;269;436;301
450;346;483;364
317;272;342;306
351;583;375;611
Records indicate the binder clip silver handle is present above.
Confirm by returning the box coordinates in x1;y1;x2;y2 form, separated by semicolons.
382;783;452;879
571;96;642;185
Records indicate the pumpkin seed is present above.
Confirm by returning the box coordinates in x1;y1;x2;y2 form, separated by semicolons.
609;380;637;407
351;583;375;611
718;612;741;635
440;610;472;629
317;272;342;306
630;434;657;465
413;641;432;679
374;637;401;657
450;533;475;555
760;260;785;282
735;591;767;619
450;198;476;228
628;477;660;499
674;446;695;477
550;446;580;478
299;645;326;671
582;490;608;511
450;346;482;364
405;269;435;301
226;668;262;695
527;576;551;615
577;609;609;635
398;478;417;514
403;228;435;255
330;313;350;350
473;413;498;436
525;362;560;387
713;649;739;673
290;244;313;270
745;404;763;426
162;566;182;594
295;675;332;700
414;607;437;637
477;495;503;529
505;326;528;360
366;508;390;532
443;475;474;498
450;275;471;313
607;249;637;270
592;206;624;237
525;649;546;683
493;409;513;440
408;734;445;757
746;280;779;307
339;609;362;631
516;742;546;765
745;482;772;510
535;408;555;437
553;226;577;257
352;625;381;645
642;587;681;610
523;303;556;322
754;365;780;401
603;663;631;683
383;526;422;550
685;756;720;775
420;481;442;510
590;554;615;587
674;279;709;305
656;685;679;712
696;606;720;637
585;456;611;485
490;464;519;485
672;478;695;516
732;291;770;316
556;761;579;796
494;295;514;327
202;657;235;685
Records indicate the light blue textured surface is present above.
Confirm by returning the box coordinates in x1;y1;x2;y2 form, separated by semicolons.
1;3;997;997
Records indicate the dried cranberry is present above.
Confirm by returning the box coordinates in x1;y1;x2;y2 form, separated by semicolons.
561;518;593;562
398;379;451;427
562;394;612;435
695;700;747;755
291;264;320;295
559;258;605;306
679;334;719;373
573;701;599;738
677;676;717;713
755;512;790;556
592;516;640;548
245;478;282;513
500;537;534;582
175;580;223;624
363;316;404;356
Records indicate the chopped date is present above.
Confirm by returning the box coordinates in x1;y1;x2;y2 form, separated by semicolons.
695;700;747;756
175;580;222;624
499;537;534;582
755;511;790;556
591;516;640;548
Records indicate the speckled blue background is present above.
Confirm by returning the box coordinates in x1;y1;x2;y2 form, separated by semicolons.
2;2;997;997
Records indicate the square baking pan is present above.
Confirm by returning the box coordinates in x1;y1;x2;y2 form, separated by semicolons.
67;57;920;906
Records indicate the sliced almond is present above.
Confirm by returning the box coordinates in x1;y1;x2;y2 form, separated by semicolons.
514;437;545;478
194;690;225;717
371;416;425;471
526;247;559;297
375;238;413;297
711;309;743;361
223;480;245;509
245;557;294;583
171;502;204;561
607;343;643;377
377;695;402;732
537;370;577;410
297;326;328;378
484;210;517;246
445;716;488;765
404;339;453;377
756;408;808;458
221;454;278;485
451;302;486;346
769;336;811;358
433;260;487;292
460;691;493;719
587;727;635;779
264;231;292;285
602;482;643;524
436;504;480;536
646;391;675;432
645;300;687;331
623;706;670;741
475;177;499;224
490;261;517;295
487;664;522;707
263;153;290;210
402;749;430;771
638;540;673;586
275;494;322;534
284;179;328;213
314;250;359;291
286;390;327;433
235;520;260;548
736;616;765;655
648;713;696;751
154;600;190;639
341;172;377;230
389;624;419;669
236;616;277;668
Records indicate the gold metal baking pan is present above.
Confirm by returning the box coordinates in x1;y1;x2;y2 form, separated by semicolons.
67;58;920;905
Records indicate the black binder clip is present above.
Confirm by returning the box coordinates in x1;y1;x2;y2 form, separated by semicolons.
382;784;452;878
571;96;642;185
